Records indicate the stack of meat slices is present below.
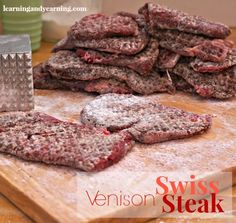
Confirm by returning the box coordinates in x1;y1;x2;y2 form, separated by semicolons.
34;12;174;95
139;3;236;99
34;3;236;99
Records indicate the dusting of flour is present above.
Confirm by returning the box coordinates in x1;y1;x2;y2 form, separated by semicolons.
0;90;235;218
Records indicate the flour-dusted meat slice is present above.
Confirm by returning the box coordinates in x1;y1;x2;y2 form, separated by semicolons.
170;73;195;94
81;94;212;144
45;51;174;95
33;63;132;94
125;69;175;95
191;49;236;73
0;112;134;171
70;14;139;40
156;48;180;69
58;79;133;94
52;33;149;55
45;51;125;81
34;60;171;95
53;14;149;55
81;94;148;132
173;60;236;99
155;30;209;56
33;63;67;90
51;35;75;52
155;30;232;62
185;39;232;63
139;3;231;38
116;11;147;31
76;39;159;75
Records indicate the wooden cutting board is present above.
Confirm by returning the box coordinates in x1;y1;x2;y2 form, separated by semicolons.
0;90;235;223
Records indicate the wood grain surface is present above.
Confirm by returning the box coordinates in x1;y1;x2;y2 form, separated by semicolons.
0;28;235;223
0;89;235;223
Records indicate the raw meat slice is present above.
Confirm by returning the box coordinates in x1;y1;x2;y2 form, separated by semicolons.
33;63;67;90
70;14;139;40
0;112;134;171
191;49;236;73
155;29;210;56
125;69;175;95
58;78;133;94
170;73;195;93
53;30;148;56
53;14;149;55
33;63;132;94
156;48;180;69
155;29;232;62
173;60;236;99
45;50;124;80
185;39;232;63
45;50;175;95
51;35;75;52
115;12;147;31
80;94;212;144
76;38;159;75
139;3;231;38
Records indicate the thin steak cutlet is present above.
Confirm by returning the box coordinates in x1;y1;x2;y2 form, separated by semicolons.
156;48;180;69
80;94;212;144
76;38;159;76
190;48;236;73
52;13;149;55
0;112;134;171
154;30;233;62
43;50;174;95
33;63;133;94
138;3;231;38
70;13;139;40
173;59;236;99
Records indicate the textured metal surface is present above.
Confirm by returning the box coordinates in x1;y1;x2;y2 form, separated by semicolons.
0;35;34;112
0;35;31;54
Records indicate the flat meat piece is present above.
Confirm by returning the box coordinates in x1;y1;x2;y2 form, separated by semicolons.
56;78;133;94
0;112;134;171
76;39;159;75
156;48;180;69
155;30;232;62
70;14;139;40
81;94;212;144
191;49;236;73
45;50;126;81
52;33;149;55
51;35;75;52
185;39;232;63
53;14;149;55
126;69;175;95
170;73;195;93
45;51;174;95
155;29;209;56
33;63;68;90
139;3;231;38
33;63;132;94
116;12;147;30
173;60;236;99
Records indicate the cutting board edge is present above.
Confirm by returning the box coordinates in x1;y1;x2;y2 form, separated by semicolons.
0;164;87;223
0;163;235;223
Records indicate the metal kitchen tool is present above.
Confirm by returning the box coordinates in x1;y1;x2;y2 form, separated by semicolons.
0;35;34;112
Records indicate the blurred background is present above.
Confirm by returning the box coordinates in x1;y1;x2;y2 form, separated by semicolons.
0;0;236;50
